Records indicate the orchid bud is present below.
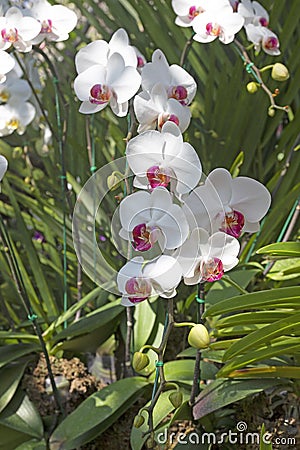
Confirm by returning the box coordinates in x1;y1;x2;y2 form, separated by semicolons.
132;352;150;372
246;82;258;94
271;63;289;82
107;171;123;191
133;414;145;428
268;107;276;117
169;391;183;409
188;324;210;349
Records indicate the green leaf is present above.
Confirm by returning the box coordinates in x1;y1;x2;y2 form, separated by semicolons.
0;361;29;413
49;377;150;450
227;365;300;379
257;242;300;257
193;378;283;420
204;287;300;318
149;360;195;386
0;344;41;369
260;424;273;450
133;299;158;352
223;311;300;361
0;390;43;439
14;439;47;450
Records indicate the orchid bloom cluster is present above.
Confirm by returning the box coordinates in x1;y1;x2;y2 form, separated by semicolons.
73;25;272;307
0;0;77;136
171;0;280;55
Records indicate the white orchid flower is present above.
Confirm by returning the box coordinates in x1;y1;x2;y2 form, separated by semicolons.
0;6;41;52
183;168;271;238
119;187;189;252
0;76;31;104
175;228;240;285
26;0;77;44
75;28;137;74
117;255;182;306
0;50;15;83
238;0;269;27
0;155;8;192
126;122;202;198
172;0;230;28
245;24;280;55
192;4;244;44
141;49;197;106
0;99;36;136
73;53;141;116
134;83;191;133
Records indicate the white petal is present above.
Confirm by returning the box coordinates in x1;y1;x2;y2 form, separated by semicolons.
170;143;202;195
79;101;106;114
73;65;107;101
150;186;173;221
155;203;189;249
0;155;8;181
207;232;240;269
75;40;109;73
141;49;171;92
231;176;271;222
143;255;182;294
134;90;158;126
110;66;141;103
17;16;41;42
110;99;128;117
126;130;165;174
117;257;144;293
206;168;233;206
119;191;151;231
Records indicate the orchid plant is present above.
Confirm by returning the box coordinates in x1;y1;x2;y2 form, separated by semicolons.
0;0;297;448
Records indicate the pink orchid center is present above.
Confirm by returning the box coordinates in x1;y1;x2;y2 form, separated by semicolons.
137;55;145;68
147;165;173;189
1;28;18;43
41;19;53;34
219;210;245;238
125;277;152;303
188;6;203;20
132;223;160;252
89;84;112;105
0;89;10;103
259;17;269;27
200;257;224;282
264;36;279;50
206;22;222;36
158;112;180;130
168;85;188;105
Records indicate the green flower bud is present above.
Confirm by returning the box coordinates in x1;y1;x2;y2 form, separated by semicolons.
132;352;150;372
146;437;155;449
271;63;290;82
133;414;145;428
188;324;210;349
169;391;183;409
107;171;123;191
246;82;258;94
268;107;276;117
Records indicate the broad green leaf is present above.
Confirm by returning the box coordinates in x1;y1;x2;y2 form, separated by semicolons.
193;378;284;420
257;242;300;257
0;390;43;439
0;361;29;414
0;344;41;369
223;311;300;360
204;287;300;318
228;365;300;379
149;360;195;385
52;299;124;343
133;299;158;352
49;377;150;450
14;439;47;450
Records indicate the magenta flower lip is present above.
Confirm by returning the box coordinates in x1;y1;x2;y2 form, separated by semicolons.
219;210;245;238
201;257;224;283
